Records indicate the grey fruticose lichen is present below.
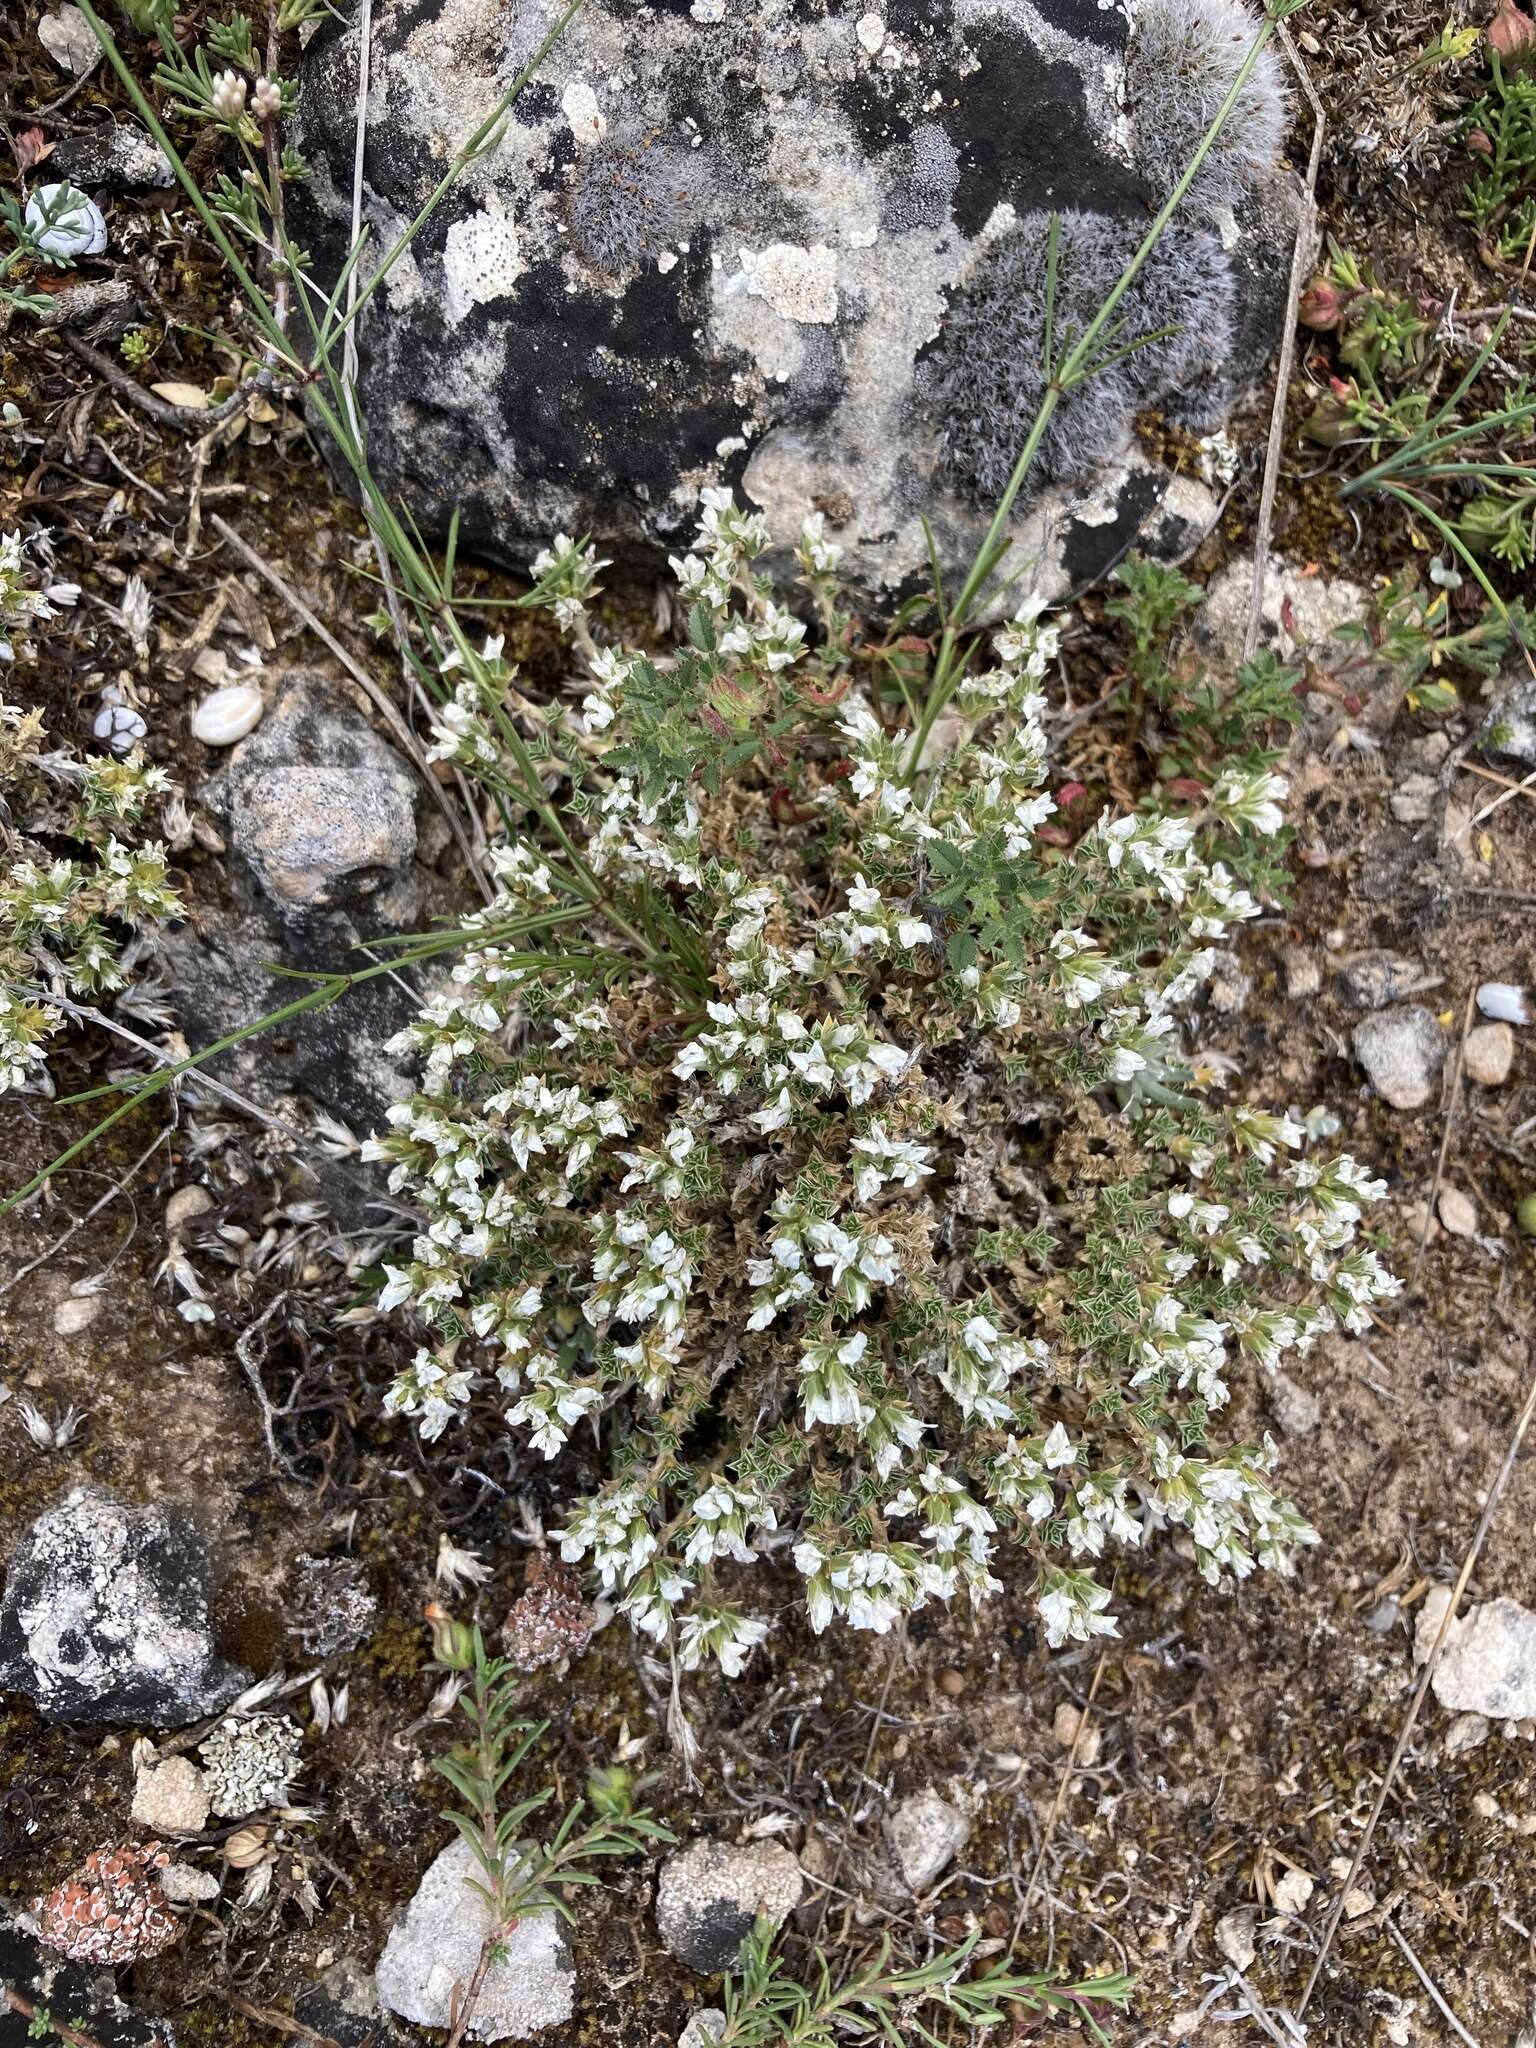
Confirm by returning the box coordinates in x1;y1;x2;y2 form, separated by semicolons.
294;0;1295;608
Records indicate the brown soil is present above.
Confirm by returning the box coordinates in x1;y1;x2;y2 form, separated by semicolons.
5;2;1536;2045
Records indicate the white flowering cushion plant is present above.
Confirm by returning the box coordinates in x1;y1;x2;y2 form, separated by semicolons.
363;490;1399;1676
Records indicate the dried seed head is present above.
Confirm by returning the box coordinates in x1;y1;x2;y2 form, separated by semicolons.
223;1825;271;1869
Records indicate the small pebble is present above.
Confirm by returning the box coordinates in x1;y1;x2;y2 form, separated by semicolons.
1477;981;1530;1027
1352;1005;1445;1111
1281;948;1321;1000
165;1185;213;1232
93;701;148;754
1215;1907;1256;1971
158;1863;220;1904
25;181;107;258
52;1295;101;1337
191;682;264;746
1390;773;1436;825
1445;1712;1490;1757
936;1668;966;1698
1438;1187;1477;1238
678;2012;726;2048
1271;1867;1315;1916
1268;1370;1321;1438
1464;1022;1514;1087
1336;951;1427;1011
131;1755;211;1834
1051;1700;1102;1765
1519;1196;1536;1239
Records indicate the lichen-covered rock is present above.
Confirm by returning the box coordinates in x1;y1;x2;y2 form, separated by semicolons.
1352;1005;1445;1112
375;1838;575;2041
216;672;417;912
294;0;1300;609
655;1838;804;1973
0;1490;248;1727
1417;1589;1536;1721
48;120;174;190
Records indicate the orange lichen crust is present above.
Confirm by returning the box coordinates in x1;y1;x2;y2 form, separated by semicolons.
35;1839;180;1964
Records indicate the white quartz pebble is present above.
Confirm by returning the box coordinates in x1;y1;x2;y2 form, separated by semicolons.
191;682;264;745
26;182;107;259
1477;982;1531;1027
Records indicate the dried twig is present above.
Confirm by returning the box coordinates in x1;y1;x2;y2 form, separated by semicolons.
1297;1355;1536;2017
1458;758;1536;804
234;1290;304;1478
25;987;331;1161
1383;1918;1484;2048
61;331;280;428
1414;987;1475;1280
227;1990;343;2047
1242;21;1325;664
0;1120;169;1301
1;1983;110;2048
1018;1648;1108;1927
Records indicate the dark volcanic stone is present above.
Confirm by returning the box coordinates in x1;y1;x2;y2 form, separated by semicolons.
0;1491;248;1729
293;0;1300;611
0;1922;176;2045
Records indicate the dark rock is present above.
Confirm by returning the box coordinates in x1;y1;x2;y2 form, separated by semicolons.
49;122;174;190
295;1959;414;2047
0;1921;176;2045
0;1490;248;1728
162;891;422;1135
292;0;1301;611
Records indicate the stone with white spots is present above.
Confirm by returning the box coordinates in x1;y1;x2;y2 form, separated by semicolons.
293;0;1301;612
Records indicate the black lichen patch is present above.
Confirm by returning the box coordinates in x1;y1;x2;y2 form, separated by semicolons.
1059;462;1166;587
879;120;960;234
1030;0;1131;51
925;20;1147;235
348;240;752;559
665;1895;758;1975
